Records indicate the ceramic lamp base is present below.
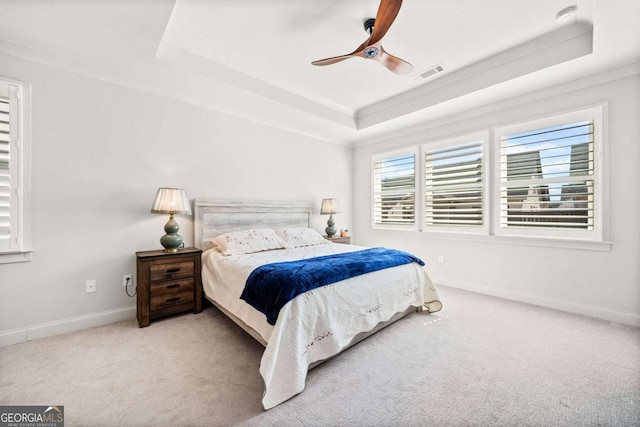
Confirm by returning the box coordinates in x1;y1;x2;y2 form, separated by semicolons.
160;214;183;253
325;214;337;238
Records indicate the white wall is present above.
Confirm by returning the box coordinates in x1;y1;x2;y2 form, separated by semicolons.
353;69;640;326
0;54;352;345
1;51;636;347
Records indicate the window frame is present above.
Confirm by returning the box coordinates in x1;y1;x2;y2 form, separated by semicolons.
422;131;490;235
0;76;32;264
493;106;604;242
371;146;419;231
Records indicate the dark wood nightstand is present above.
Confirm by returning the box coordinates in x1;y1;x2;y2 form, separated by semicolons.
324;236;351;244
136;247;203;327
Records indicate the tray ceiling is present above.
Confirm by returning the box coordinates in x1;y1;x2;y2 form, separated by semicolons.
0;0;638;144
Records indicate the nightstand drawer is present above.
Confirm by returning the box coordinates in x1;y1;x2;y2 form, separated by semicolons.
150;288;194;313
150;261;194;281
150;277;195;315
150;301;194;319
151;277;194;297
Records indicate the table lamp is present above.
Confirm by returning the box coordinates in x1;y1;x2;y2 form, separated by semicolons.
150;187;192;252
321;198;341;238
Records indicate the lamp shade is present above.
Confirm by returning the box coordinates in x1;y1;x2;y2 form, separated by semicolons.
150;188;192;215
320;198;341;215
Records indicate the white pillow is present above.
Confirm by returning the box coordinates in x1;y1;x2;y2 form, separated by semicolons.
212;228;286;256
276;227;330;248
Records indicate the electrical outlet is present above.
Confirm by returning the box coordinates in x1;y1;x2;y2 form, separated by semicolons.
85;279;97;293
437;255;444;264
123;274;133;287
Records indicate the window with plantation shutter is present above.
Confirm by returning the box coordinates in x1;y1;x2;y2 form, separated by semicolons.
0;77;31;262
424;135;486;231
496;107;602;240
369;105;605;248
372;149;416;227
0;89;12;246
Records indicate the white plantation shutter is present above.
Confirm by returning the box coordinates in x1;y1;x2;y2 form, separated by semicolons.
0;90;11;245
372;150;416;226
0;79;27;257
499;117;597;235
424;140;484;228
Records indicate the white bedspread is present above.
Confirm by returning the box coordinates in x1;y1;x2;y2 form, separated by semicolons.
201;244;441;409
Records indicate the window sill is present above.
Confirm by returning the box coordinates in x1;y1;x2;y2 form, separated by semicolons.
487;235;611;252
0;250;33;264
371;228;612;252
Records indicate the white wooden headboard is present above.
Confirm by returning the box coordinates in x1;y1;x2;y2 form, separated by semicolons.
193;199;314;250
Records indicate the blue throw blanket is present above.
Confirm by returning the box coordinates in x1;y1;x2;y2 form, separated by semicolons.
240;247;425;325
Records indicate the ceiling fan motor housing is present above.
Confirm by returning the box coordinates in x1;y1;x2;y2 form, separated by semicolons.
362;18;379;58
364;46;380;58
364;18;376;34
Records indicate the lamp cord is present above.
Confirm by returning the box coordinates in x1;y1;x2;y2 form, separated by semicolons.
125;276;136;297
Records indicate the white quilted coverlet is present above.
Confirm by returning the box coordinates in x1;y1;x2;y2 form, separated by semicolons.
202;244;440;409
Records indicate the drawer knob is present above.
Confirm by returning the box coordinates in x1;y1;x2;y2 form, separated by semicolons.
167;284;180;289
166;268;181;273
166;297;181;303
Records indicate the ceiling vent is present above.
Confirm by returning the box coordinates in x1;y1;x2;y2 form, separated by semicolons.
413;64;445;81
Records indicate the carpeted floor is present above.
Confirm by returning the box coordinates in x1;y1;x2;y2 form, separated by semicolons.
1;286;638;426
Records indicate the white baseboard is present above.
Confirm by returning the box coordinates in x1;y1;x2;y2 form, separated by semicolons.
443;281;640;327
0;306;136;348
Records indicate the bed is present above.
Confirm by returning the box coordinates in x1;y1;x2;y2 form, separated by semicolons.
194;199;442;409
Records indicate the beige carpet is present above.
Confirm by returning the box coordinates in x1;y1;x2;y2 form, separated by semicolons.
1;286;638;426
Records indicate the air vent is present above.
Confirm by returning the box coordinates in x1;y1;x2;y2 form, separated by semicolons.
413;64;445;81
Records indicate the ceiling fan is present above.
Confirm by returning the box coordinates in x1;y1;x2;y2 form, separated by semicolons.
311;0;413;75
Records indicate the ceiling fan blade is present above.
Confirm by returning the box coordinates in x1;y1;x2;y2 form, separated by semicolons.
312;33;374;66
374;46;413;74
367;0;403;46
311;54;355;66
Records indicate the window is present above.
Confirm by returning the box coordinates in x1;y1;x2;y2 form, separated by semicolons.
424;133;487;233
370;105;604;246
0;77;31;263
495;107;602;240
372;148;417;228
